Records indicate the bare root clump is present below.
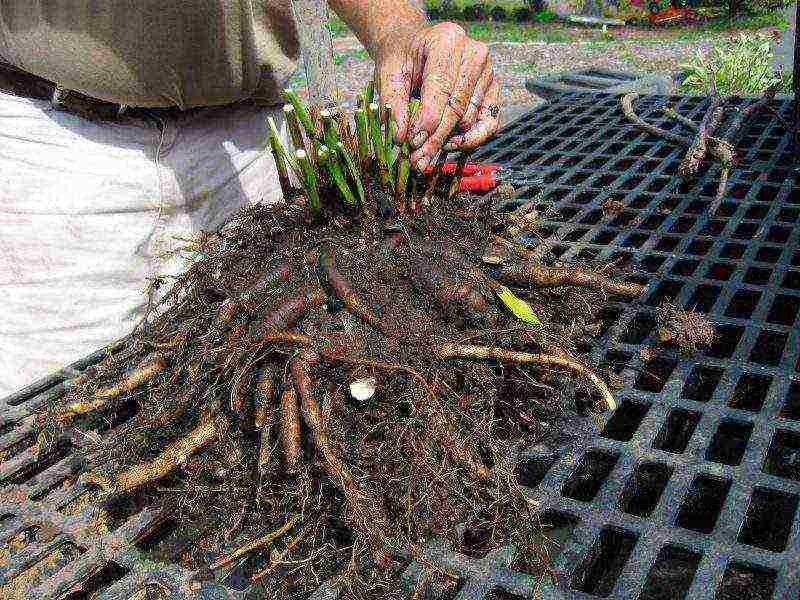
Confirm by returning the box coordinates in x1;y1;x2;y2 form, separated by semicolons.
31;84;652;596
656;302;715;356
33;191;645;597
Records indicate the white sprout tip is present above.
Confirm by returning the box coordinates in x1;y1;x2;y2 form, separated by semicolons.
320;109;331;118
283;104;294;113
295;149;307;159
369;102;380;111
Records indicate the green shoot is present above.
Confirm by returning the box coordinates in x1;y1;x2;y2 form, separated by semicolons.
282;88;318;139
296;149;321;211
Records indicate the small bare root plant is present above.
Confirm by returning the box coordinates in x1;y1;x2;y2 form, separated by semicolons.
35;82;651;598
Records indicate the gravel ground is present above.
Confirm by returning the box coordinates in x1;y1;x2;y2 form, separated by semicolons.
308;28;728;125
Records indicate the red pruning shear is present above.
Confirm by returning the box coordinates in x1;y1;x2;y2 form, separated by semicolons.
424;162;544;193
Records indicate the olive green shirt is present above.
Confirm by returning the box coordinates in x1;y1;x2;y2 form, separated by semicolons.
0;2;299;108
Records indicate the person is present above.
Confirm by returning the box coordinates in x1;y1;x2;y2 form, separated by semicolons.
0;1;499;396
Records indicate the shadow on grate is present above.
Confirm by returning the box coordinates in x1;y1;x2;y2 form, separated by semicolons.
1;93;798;599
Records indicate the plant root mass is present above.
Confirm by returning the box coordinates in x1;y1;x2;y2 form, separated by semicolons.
33;168;666;598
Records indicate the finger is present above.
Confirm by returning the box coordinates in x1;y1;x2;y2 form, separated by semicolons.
377;51;415;143
408;24;465;151
461;57;493;131
412;41;489;170
444;77;500;151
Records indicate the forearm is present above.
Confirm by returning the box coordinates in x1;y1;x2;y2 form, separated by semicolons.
327;0;427;62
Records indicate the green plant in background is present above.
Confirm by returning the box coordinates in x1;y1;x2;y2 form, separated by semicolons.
679;31;790;95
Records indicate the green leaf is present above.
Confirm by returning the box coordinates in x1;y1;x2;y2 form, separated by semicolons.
496;286;541;326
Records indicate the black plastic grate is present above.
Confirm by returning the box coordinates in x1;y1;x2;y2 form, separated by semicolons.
469;92;800;600
1;92;798;599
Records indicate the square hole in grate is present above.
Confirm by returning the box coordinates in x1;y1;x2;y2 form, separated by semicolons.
658;197;682;213
654;409;701;454
635;357;678;393
622;312;657;344
619;462;672;517
670;216;696;234
620;176;644;191
778;207;799;223
682;365;725;402
744;205;769;220
701;220;727;237
622;232;649;249
629;194;653;210
516;455;558;489
610;211;636;229
647;178;670;194
592;229;618;245
671;259;699;277
794;252;800;267
706;262;735;281
676;475;731;534
645;282;684;311
639;546;701;600
744;266;771;286
755;245;782;264
686;284;722;313
782;270;800;290
762;429;800;482
733;222;760;239
684;199;709;214
639;214;667;231
706;420;754;466
611;158;636;171
571;528;638;597
580;209;604;225
766;294;800;326
750;330;788;367
639;255;667;274
686;239;713;256
603;400;651;442
714;202;738;218
562;450;620;503
714;562;776;600
654;236;680;253
720;243;746;260
767;225;792;244
738;487;799;552
780;382;800;421
704;324;744;359
724;290;761;319
729;373;772;412
564;228;590;243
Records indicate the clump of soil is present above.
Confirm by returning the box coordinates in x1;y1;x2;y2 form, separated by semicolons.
33;183;646;598
655;302;714;356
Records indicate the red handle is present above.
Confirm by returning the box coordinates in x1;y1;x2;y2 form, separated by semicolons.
459;174;499;193
424;162;500;176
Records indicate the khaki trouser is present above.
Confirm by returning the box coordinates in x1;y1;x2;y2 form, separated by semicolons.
0;91;287;395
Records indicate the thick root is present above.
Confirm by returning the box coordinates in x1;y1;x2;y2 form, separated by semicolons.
254;369;276;478
679;97;725;178
57;355;167;425
278;378;304;475
412;263;498;328
251;287;327;337
499;261;644;298
434;343;617;410
320;252;388;334
291;350;353;489
81;412;228;496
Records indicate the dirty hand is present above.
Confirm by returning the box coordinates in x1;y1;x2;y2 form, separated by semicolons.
375;22;500;172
